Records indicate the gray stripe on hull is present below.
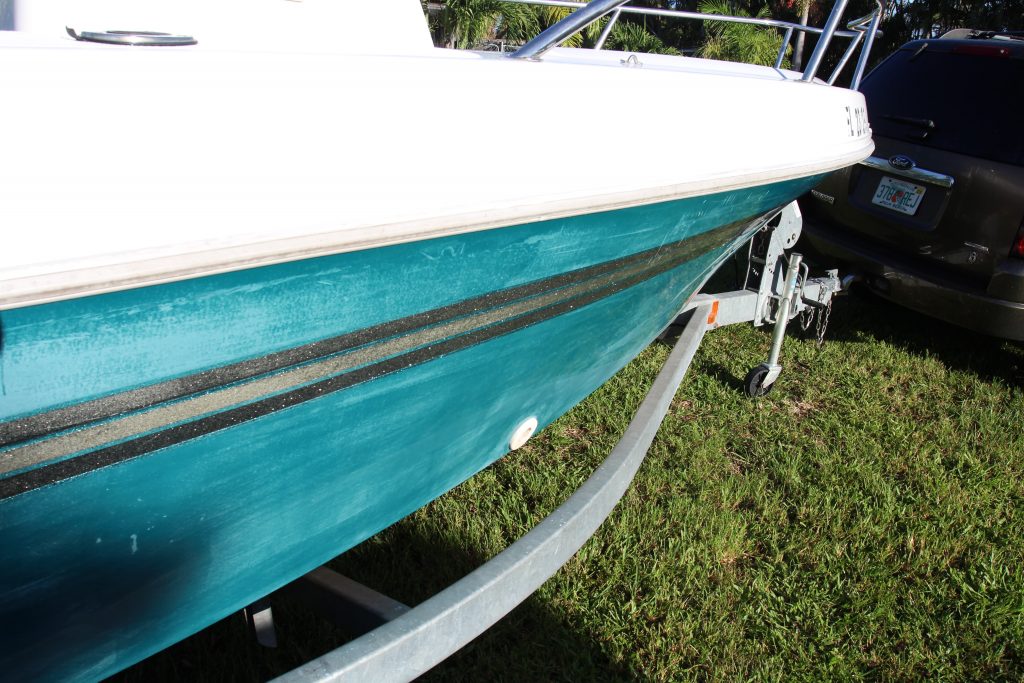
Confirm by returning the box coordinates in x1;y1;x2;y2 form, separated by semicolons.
0;229;687;448
0;211;772;496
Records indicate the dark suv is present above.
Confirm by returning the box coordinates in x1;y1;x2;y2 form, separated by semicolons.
798;31;1024;341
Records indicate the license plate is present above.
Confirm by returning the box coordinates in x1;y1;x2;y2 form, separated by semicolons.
871;176;926;216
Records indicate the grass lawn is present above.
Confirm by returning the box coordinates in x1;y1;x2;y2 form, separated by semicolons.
113;287;1024;682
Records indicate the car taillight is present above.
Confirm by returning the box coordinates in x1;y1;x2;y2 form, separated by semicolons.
952;45;1012;58
1013;223;1024;259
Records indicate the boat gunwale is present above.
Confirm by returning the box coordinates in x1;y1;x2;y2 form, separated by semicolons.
0;147;871;312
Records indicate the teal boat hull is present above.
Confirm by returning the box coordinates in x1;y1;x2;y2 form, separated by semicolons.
0;178;819;681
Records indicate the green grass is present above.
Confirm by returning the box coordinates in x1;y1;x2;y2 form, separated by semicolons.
113;291;1024;682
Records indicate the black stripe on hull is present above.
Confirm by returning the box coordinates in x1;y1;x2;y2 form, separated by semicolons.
0;211;772;501
0;227;701;448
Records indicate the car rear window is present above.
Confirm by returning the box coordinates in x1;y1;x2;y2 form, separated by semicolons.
861;45;1024;165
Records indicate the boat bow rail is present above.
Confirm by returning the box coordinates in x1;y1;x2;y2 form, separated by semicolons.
508;0;883;89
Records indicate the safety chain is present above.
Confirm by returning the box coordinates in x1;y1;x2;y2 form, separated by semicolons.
815;298;832;346
798;306;815;332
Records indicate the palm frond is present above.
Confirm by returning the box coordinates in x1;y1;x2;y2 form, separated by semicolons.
697;0;789;67
536;3;608;48
494;3;540;43
606;21;681;55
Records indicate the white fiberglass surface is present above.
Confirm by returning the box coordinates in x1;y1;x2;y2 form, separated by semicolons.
539;47;810;82
0;38;872;307
2;0;433;53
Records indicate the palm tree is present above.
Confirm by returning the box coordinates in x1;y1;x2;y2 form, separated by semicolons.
530;4;676;52
430;0;540;49
428;0;682;54
531;4;609;48
791;0;811;71
697;0;790;67
606;21;681;55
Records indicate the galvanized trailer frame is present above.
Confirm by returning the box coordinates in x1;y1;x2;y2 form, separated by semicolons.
252;201;843;682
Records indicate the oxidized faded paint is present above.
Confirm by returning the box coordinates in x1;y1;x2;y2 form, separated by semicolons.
0;177;819;681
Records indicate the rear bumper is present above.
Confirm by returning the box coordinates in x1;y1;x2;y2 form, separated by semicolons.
800;218;1024;341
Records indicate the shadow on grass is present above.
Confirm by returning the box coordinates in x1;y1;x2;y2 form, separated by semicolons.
107;521;632;682
692;360;748;394
332;523;636;682
701;254;1023;388
824;288;1024;386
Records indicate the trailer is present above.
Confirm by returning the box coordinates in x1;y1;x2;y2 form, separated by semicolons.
219;201;847;682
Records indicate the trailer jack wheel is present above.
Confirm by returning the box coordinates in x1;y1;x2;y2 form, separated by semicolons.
743;363;779;398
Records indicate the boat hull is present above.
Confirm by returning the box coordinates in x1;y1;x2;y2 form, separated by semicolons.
0;178;819;681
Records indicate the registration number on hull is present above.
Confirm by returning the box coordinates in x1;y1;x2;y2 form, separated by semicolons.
871;176;925;215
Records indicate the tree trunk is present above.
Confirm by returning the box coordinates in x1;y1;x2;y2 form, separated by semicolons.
792;0;811;72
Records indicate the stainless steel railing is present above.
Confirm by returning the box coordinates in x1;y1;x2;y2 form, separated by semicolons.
507;0;884;90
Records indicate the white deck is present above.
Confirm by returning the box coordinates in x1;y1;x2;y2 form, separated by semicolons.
0;1;873;309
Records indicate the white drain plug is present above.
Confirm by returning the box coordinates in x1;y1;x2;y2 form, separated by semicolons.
509;417;538;450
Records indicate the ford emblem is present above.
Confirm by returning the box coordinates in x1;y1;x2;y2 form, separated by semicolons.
889;155;916;170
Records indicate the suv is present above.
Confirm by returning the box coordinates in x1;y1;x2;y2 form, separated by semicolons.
798;31;1024;341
